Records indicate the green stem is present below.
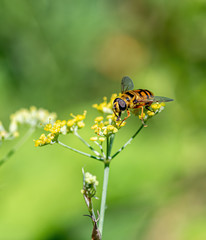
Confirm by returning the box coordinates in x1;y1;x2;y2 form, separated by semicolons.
99;163;110;236
57;140;103;161
108;134;115;157
88;198;96;222
0;127;35;167
111;123;144;159
98;134;114;237
74;131;101;157
106;137;110;160
95;141;106;159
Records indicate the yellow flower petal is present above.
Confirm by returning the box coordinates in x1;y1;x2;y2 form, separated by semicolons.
90;136;98;141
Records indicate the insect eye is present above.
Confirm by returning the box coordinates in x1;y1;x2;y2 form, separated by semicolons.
118;99;126;111
113;98;126;111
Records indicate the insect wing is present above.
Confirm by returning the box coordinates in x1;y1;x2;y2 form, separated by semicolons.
153;96;174;102
134;95;173;103
121;76;134;93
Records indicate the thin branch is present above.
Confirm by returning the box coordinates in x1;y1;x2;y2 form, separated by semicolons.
111;124;144;159
57;140;104;161
94;141;106;159
74;131;101;157
0;127;35;167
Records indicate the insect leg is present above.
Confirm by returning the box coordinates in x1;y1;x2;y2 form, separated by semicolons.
113;108;119;119
140;106;147;127
145;105;155;112
120;110;130;126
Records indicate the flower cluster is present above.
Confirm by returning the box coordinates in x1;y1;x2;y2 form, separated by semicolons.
93;94;118;114
90;114;126;142
91;94;127;142
0;107;56;143
10;106;56;128
133;102;166;121
81;172;99;198
34;111;86;147
0;122;10;142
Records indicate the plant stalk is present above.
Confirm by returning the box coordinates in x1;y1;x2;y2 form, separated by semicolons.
98;162;110;236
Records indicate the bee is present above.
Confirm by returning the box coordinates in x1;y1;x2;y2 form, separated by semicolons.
113;76;173;125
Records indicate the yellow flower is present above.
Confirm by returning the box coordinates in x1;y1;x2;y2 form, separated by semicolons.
93;94;117;114
107;125;115;131
85;172;99;186
106;114;115;120
147;111;155;117
44;123;52;131
39;133;47;140
34;139;42;147
67;119;76;127
34;132;55;147
148;102;166;116
77;121;85;128
104;121;109;125
139;113;146;120
99;137;105;142
95;116;104;122
90;136;98;141
115;121;126;128
151;103;161;110
103;125;118;135
61;120;67;126
91;124;98;130
71;110;87;121
35;111;86;147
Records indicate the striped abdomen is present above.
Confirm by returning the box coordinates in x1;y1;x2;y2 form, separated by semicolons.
121;89;154;108
133;89;154;101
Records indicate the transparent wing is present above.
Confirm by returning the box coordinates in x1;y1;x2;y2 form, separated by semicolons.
153;96;174;102
134;95;173;103
121;76;134;93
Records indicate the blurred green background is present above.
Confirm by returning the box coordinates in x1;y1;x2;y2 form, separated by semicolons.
0;0;206;239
